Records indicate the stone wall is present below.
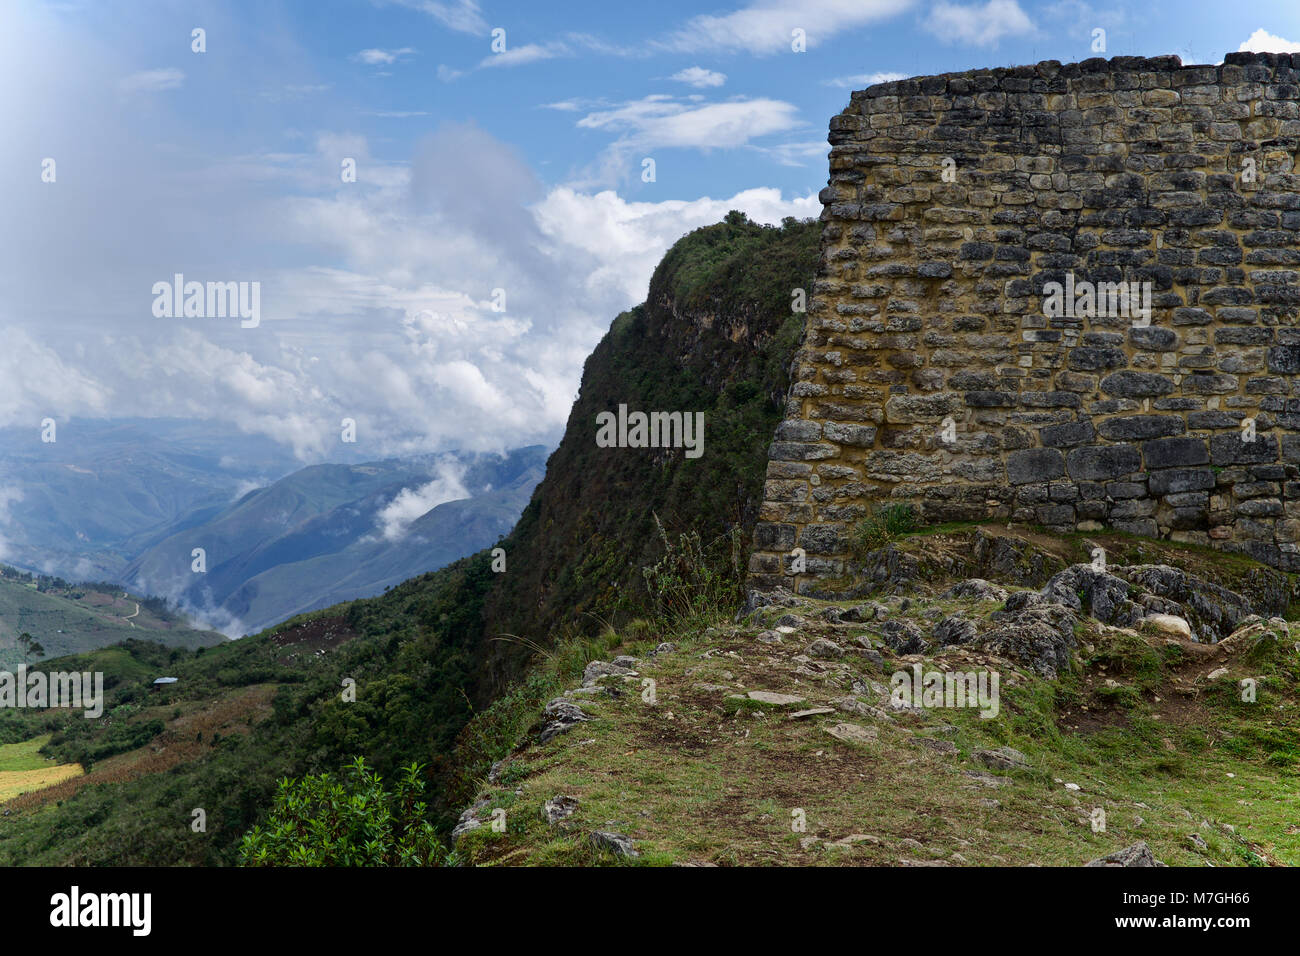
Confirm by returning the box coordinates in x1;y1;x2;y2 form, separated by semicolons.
749;52;1300;594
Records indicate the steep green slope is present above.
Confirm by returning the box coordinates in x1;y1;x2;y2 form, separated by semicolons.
479;213;820;689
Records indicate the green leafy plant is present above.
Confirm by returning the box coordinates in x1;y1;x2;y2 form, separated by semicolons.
238;757;449;866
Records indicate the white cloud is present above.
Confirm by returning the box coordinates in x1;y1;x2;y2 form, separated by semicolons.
661;0;914;54
353;47;416;65
0;8;820;464
576;95;802;150
1237;29;1300;53
375;459;470;540
437;64;464;81
534;187;820;304
569;94;805;186
378;0;487;35
922;0;1035;46
478;42;568;68
118;67;184;93
671;66;727;88
824;70;908;88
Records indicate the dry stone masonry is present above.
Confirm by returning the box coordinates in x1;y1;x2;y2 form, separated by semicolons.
750;52;1300;594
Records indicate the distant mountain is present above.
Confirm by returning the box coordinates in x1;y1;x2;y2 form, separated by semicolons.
0;418;549;637
0;565;224;670
122;447;548;635
0;418;300;581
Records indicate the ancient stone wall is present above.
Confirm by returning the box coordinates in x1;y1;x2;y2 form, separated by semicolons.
749;52;1300;594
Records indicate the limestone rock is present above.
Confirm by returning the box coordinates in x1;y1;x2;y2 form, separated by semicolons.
590;831;638;858
824;722;879;745
542;795;579;825
1085;841;1167;867
539;698;591;743
974;746;1028;770
1144;613;1192;638
806;638;844;660
582;660;636;685
743;690;806;706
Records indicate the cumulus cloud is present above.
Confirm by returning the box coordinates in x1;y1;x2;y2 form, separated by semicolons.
670;66;727;88
922;0;1035;46
0;4;819;466
375;459;470;541
1237;29;1300;53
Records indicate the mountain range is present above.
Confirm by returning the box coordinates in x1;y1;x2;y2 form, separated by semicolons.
0;417;548;638
122;447;547;635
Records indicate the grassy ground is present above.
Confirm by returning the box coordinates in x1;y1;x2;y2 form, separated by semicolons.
452;529;1300;867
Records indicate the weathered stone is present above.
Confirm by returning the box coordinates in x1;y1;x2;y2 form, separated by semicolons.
1085;841;1166;867
974;746;1029;770
743;691;807;706
1066;444;1141;480
539;698;592;743
806;638;845;659
1007;448;1066;484
824;722;879;745
1095;415;1184;441
749;55;1300;588
583;660;636;685
542;795;579;825
1099;370;1176;398
1142;437;1209;469
590;831;639;858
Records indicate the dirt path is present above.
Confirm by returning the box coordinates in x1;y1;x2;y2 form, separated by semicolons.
122;592;139;627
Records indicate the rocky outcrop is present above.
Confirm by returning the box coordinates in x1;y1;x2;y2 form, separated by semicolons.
538;698;591;743
1085;842;1167;867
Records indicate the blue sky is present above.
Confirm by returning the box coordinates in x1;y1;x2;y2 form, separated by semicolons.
2;0;1299;462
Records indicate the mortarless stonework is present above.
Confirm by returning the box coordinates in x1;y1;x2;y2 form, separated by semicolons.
749;52;1300;594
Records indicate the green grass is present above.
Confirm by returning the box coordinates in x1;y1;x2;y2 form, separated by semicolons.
447;554;1300;867
0;734;56;772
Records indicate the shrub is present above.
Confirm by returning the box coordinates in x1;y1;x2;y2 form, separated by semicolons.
237;757;449;866
642;514;743;623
